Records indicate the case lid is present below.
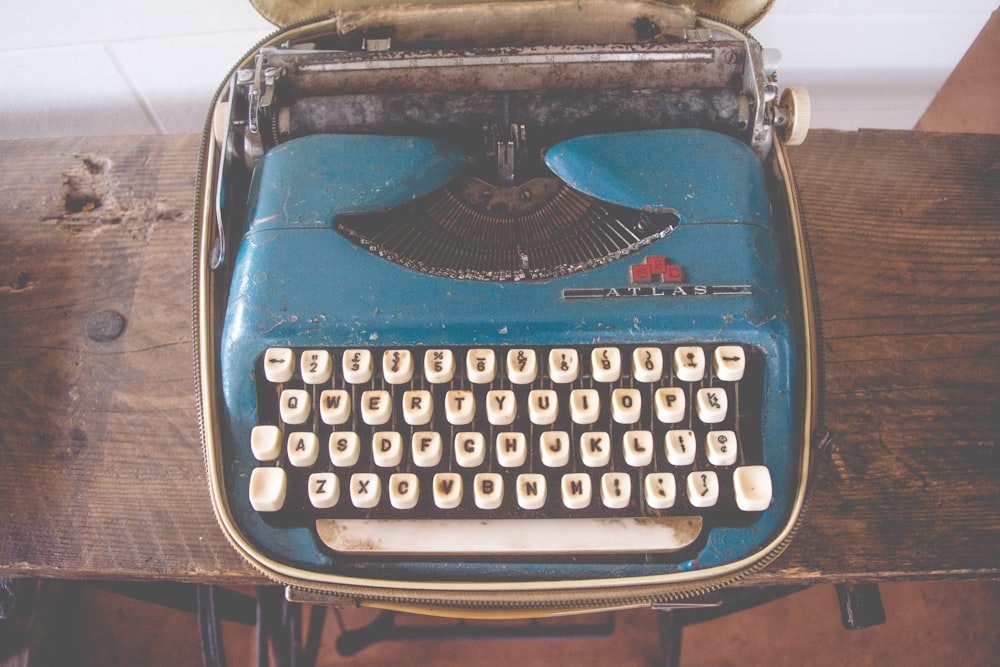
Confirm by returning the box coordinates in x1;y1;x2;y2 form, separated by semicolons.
250;0;774;33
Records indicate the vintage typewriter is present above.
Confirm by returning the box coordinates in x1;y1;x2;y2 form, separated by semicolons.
195;0;817;614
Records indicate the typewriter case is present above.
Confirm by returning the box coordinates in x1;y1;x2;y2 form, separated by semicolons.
194;0;817;614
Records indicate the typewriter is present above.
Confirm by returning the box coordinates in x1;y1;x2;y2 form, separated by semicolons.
195;0;816;614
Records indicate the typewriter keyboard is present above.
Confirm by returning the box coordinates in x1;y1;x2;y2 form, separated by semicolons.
248;344;773;556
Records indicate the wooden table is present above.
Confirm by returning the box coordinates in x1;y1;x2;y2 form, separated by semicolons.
1;130;997;586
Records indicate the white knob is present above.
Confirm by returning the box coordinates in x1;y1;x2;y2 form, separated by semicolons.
780;87;811;146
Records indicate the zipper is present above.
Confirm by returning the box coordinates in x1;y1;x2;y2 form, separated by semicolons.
192;9;818;616
192;12;343;588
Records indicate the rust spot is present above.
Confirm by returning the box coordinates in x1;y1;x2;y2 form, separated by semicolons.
54;155;116;221
633;16;659;40
63;155;112;213
64;190;101;214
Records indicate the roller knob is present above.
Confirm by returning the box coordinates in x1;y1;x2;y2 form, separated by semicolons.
779;87;811;146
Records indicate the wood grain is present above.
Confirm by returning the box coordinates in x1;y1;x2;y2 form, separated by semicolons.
0;136;254;581
0;130;997;585
768;130;1000;582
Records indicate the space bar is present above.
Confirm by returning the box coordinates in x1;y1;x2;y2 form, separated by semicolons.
315;516;703;555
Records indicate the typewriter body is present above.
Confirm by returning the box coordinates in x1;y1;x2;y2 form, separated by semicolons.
195;0;816;614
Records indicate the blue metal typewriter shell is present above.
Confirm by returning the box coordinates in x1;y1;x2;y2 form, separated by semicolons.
217;128;800;583
194;2;817;610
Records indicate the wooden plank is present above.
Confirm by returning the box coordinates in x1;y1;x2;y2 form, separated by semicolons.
0;136;253;581
767;130;1000;581
916;9;1000;134
0;130;997;585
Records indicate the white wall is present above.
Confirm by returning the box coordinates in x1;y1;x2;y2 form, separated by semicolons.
2;0;995;138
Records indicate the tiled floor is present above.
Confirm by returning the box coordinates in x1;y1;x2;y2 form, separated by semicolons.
10;578;999;666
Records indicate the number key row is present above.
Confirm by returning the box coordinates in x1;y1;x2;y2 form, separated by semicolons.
262;345;747;385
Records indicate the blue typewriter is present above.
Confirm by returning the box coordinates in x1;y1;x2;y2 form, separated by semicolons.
195;0;816;614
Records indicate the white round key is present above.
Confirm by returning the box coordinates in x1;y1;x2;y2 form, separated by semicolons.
486;390;517;425
644;473;676;509
561;473;592;509
412;432;443;467
424;349;455;383
612;388;642;424
251;425;281;461
383;349;413;384
540;431;571;467
360;390;392;425
474;473;504;510
517;474;547;510
600;472;631;509
350;473;381;509
528;389;558;425
506;349;538;384
706;430;738;466
389;473;419;510
632;347;664;382
372;431;404;467
445;390;475;425
654;387;686;423
286;432;319;467
696;388;728;424
466;349;496;383
734;465;773;512
496;432;527;467
263;348;295;383
623;430;654;467
665;429;697;466
570;389;600;425
328;431;361;467
687;471;719;508
342;349;373;384
714;346;746;381
433;472;463;509
548;348;580;383
454;432;486;468
579;432;611;467
674;346;705;382
591;347;621;382
300;350;332;384
308;472;339;509
402;390;433;425
279;389;311;425
249;467;286;512
318;390;351;425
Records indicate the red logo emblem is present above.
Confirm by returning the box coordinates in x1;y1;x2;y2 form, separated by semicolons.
631;256;683;283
